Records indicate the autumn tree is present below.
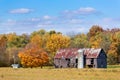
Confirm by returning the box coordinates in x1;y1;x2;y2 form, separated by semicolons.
6;33;29;48
18;43;49;68
6;33;17;48
31;29;46;37
88;25;103;38
30;29;49;49
107;31;120;64
90;33;103;48
6;47;22;65
48;30;56;35
70;33;90;48
46;34;70;64
0;35;7;53
0;35;7;66
46;34;70;55
99;32;111;53
30;34;43;48
88;25;104;48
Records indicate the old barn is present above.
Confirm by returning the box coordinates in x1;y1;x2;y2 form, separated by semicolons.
54;48;107;68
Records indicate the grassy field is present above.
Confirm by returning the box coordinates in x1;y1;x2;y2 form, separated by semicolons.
0;67;120;80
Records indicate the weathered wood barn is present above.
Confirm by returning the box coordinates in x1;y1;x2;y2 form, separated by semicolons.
54;48;107;68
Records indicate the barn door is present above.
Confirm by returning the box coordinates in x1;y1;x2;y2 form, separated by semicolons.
89;58;95;68
91;58;94;65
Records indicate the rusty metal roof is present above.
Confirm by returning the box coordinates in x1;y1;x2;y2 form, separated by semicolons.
54;48;103;59
84;48;102;58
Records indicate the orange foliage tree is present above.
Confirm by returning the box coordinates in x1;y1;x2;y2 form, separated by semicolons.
0;35;7;66
88;25;103;37
18;43;49;68
0;35;7;53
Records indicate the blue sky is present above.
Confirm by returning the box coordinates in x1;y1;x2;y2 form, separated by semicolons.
0;0;120;34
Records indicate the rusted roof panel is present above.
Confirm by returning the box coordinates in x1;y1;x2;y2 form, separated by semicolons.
84;48;101;58
54;48;102;59
54;48;79;58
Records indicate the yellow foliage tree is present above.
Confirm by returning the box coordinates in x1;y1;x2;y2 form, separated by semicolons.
6;33;16;42
89;35;102;48
88;25;103;48
30;34;43;48
18;43;49;68
46;34;70;57
107;31;120;64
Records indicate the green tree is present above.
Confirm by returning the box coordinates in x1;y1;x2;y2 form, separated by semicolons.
70;33;90;48
99;32;111;53
7;33;29;48
31;29;46;37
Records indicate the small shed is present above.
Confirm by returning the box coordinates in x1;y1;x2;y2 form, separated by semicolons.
54;48;107;68
11;64;19;68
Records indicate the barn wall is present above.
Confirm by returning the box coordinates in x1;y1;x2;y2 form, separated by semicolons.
94;59;98;68
54;58;78;68
97;58;107;68
69;58;76;68
97;50;107;68
54;59;60;68
85;58;97;68
60;58;68;68
54;58;69;68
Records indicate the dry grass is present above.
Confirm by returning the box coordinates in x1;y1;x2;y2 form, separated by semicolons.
0;67;120;80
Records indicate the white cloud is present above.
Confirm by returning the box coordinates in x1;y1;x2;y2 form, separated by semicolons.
2;10;120;35
77;7;96;14
37;21;53;27
1;19;16;26
43;15;51;20
62;7;97;16
31;18;41;22
68;19;83;24
9;8;33;14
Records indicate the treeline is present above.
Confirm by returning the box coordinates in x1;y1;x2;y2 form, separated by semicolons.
0;25;120;67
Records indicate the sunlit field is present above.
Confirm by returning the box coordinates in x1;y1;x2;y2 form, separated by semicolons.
0;66;120;80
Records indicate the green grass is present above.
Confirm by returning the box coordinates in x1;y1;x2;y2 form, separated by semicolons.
107;65;120;68
0;65;119;80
